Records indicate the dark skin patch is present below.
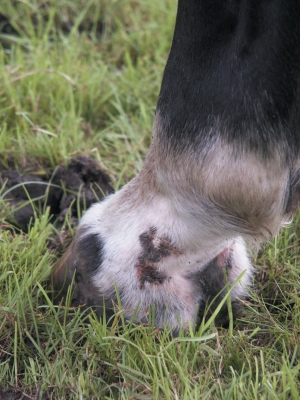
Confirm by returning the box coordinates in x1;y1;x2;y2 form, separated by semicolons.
136;226;181;289
52;230;106;316
75;233;105;274
285;169;300;214
187;249;242;326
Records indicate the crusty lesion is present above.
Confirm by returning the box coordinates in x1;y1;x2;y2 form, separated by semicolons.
135;226;182;289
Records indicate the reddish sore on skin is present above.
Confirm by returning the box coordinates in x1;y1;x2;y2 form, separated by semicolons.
216;246;234;269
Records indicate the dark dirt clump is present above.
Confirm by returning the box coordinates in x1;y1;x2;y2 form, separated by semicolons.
0;155;114;232
0;389;23;400
0;388;49;400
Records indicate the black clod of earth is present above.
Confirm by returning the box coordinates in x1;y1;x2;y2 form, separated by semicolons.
0;155;114;232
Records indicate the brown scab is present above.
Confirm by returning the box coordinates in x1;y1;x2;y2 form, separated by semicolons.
136;226;181;289
136;264;169;288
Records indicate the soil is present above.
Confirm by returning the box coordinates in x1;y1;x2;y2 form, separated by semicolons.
0;389;23;400
0;388;49;400
0;155;114;233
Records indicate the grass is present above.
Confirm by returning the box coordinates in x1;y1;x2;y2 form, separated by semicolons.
0;0;299;398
